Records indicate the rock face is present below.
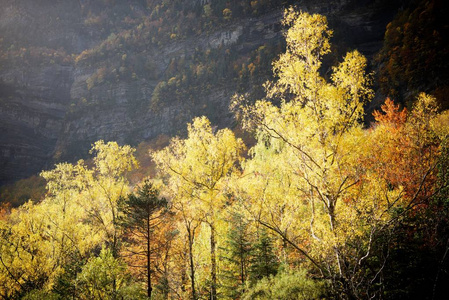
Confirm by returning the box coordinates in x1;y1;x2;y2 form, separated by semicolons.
0;0;404;185
0;61;73;184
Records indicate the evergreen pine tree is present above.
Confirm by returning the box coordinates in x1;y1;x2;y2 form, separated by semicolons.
249;228;279;284
121;180;168;299
220;212;252;299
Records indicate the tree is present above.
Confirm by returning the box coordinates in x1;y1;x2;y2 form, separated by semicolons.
223;8;232;21
0;160;105;298
121;179;169;299
368;94;440;208
232;9;405;298
0;141;138;298
249;228;279;284
242;269;326;300
219;210;253;299
233;10;448;293
76;248;146;300
0;202;54;298
152;116;245;300
366;94;449;299
77;140;138;257
376;0;449;109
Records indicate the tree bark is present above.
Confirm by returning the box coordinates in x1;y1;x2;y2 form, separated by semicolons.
187;225;197;300
147;216;152;299
210;222;217;300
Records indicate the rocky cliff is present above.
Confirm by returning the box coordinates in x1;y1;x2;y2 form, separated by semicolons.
0;0;406;185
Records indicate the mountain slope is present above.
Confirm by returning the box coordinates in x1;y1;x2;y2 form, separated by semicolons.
0;0;405;185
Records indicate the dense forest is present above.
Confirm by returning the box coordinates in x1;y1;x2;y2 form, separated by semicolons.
1;1;449;300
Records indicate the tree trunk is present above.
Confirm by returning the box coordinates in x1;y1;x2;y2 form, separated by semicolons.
147;217;152;299
188;225;197;300
112;231;117;300
163;241;171;300
210;222;217;300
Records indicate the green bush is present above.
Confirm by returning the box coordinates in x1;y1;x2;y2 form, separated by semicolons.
242;269;327;300
22;289;60;300
76;248;146;300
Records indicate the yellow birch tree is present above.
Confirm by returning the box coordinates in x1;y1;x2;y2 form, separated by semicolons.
231;9;390;298
152;116;245;300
